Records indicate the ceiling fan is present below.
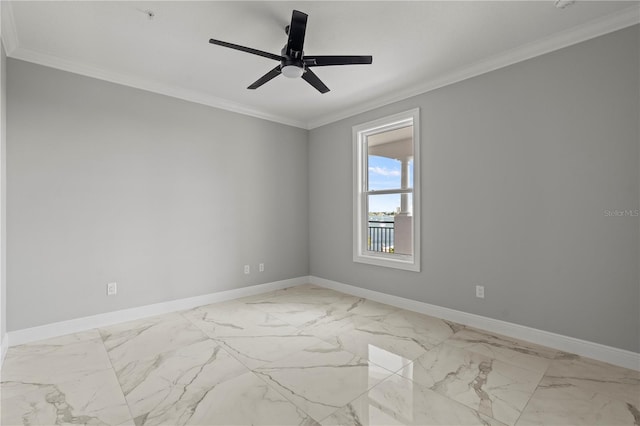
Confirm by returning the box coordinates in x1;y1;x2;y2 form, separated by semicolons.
208;10;373;94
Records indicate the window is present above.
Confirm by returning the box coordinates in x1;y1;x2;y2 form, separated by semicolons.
353;108;420;271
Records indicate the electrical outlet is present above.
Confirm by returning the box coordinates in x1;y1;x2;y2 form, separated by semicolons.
107;282;117;296
244;265;250;274
476;285;485;299
259;263;264;272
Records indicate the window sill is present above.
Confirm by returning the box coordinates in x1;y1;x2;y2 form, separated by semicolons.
353;252;420;272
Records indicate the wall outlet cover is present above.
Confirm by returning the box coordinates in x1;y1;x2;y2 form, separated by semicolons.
107;282;117;296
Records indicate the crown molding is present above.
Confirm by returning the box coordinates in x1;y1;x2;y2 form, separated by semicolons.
307;4;640;129
3;3;639;130
1;0;19;55
9;46;308;129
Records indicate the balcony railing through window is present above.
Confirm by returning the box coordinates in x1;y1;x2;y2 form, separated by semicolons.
368;221;394;253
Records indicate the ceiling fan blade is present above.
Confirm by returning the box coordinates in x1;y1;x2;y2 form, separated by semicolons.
209;39;282;62
248;66;282;90
302;68;329;94
286;10;308;58
304;56;373;67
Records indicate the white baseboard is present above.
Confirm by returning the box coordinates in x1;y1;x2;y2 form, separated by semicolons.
5;275;638;372
7;276;308;347
309;276;640;371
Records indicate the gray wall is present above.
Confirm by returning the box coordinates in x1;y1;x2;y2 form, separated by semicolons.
5;25;639;353
7;59;308;331
1;43;6;345
309;26;640;352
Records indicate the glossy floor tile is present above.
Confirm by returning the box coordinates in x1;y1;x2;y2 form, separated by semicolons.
99;313;210;371
182;301;294;338
542;355;640;406
213;331;328;370
399;343;544;426
322;372;508;426
122;340;249;425
1;331;131;426
183;370;320;425
1;330;112;383
1;284;638;425
515;376;639;426
254;341;394;421
1;369;132;426
319;310;458;372
446;328;559;376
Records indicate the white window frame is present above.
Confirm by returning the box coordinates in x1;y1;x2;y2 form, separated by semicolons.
352;108;421;272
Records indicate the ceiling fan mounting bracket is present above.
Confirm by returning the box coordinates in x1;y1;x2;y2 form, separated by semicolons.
281;45;304;63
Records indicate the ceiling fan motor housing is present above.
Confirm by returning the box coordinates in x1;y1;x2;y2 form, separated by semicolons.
281;45;305;76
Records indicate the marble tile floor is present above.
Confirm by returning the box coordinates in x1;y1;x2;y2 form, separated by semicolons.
1;284;638;425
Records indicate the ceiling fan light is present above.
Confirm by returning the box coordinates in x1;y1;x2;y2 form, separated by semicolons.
281;65;304;79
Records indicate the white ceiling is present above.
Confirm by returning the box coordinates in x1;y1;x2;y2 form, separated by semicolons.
2;1;638;129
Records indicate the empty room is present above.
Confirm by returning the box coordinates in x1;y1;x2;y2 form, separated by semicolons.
0;1;638;425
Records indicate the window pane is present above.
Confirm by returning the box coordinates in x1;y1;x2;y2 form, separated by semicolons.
368;155;402;191
366;125;413;191
367;194;413;255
